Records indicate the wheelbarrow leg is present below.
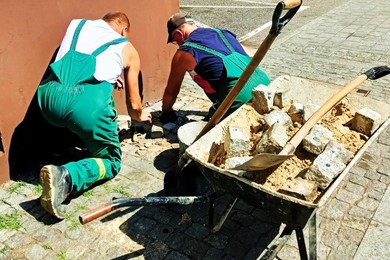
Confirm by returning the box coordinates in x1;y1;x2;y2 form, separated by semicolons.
296;228;308;260
209;197;238;233
295;211;317;260
258;224;293;260
308;212;317;260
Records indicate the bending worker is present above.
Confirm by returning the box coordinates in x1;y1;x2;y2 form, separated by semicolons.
161;13;270;121
37;12;151;218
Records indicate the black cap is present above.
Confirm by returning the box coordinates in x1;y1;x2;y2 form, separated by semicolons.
167;13;194;43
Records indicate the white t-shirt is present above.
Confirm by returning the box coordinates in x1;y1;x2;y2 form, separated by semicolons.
55;19;127;84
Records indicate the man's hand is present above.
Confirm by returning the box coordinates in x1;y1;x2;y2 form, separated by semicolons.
137;110;152;123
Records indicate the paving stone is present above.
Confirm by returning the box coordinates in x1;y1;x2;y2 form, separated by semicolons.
204;233;228;249
343;182;366;197
224;239;248;259
335;188;362;204
204;247;225;260
319;198;350;220
318;217;341;234
342;214;371;233
184;222;209;240
4;233;35;249
348;205;375;220
338;225;365;244
24;244;47;260
181;238;209;258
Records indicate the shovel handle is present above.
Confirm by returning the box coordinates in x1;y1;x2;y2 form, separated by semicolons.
270;0;302;36
284;0;302;9
194;1;302;141
281;66;390;155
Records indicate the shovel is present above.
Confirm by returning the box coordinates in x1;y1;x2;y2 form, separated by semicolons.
233;66;390;171
176;0;303;172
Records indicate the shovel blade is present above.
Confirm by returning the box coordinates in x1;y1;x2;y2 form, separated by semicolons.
232;153;294;171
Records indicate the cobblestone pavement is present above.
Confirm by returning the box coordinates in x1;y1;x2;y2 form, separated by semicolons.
1;0;390;259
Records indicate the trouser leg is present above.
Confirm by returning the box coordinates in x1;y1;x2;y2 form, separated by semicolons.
59;83;122;196
64;143;121;196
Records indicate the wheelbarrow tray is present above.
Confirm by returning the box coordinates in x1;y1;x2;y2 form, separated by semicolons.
186;75;390;229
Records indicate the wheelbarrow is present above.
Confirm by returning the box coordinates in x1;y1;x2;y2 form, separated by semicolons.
80;69;390;259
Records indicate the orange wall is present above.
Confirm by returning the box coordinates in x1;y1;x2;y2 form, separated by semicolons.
0;0;179;183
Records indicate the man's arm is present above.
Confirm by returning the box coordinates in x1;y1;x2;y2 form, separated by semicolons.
162;50;196;114
122;42;152;123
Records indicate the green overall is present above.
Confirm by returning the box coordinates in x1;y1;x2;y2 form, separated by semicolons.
37;19;127;196
183;29;270;118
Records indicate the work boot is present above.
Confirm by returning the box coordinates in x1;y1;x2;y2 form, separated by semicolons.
39;165;71;219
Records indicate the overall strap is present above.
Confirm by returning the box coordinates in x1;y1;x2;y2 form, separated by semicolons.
182;42;225;58
214;28;235;54
70;19;87;51
91;37;128;56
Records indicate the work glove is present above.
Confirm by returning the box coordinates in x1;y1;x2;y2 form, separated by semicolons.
159;110;178;124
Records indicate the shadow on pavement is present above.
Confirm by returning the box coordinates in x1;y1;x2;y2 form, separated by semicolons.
111;191;282;259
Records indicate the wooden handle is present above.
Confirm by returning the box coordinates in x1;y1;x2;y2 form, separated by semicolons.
283;0;302;9
79;203;114;224
195;34;277;141
280;74;368;155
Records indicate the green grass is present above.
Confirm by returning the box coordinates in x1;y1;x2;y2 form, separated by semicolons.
42;244;53;250
113;186;129;197
56;251;67;260
0;212;22;231
7;181;26;193
74;203;87;212
82;190;94;197
0;247;7;255
68;218;81;230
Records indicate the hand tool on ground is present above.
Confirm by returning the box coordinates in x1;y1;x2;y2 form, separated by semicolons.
233;65;390;171
175;0;303;172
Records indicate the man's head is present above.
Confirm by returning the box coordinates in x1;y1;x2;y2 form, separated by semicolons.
167;12;195;45
103;12;130;37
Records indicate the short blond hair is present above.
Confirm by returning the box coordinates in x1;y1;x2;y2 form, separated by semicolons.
102;12;130;28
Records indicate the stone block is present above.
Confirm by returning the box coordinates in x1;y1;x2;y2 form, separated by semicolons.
288;102;304;124
322;139;353;164
303;104;320;123
264;110;292;128
273;91;284;109
163;122;177;131
224;126;251;157
278;177;318;201
251;84;275;115
351;107;381;136
303;124;333;155
150;124;164;139
256;122;288;154
304;152;346;190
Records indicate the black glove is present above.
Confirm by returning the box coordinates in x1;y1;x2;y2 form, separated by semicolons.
160;110;178;124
